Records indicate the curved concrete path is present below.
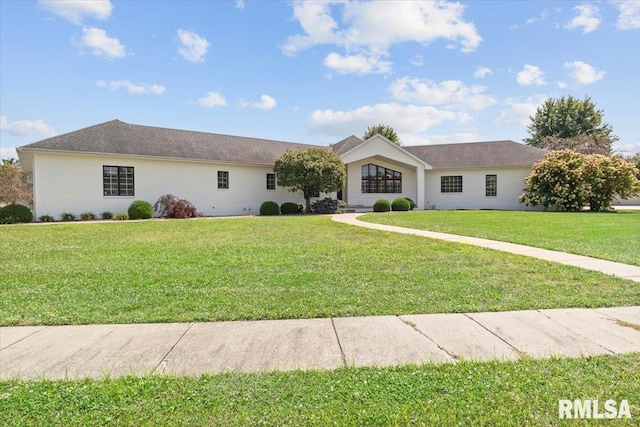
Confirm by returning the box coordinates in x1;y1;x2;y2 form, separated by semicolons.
332;213;640;283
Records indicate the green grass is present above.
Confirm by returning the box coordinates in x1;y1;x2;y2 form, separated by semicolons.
1;353;638;426
361;210;640;266
1;216;638;326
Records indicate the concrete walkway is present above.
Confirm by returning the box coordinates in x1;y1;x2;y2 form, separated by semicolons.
1;307;639;380
332;213;640;282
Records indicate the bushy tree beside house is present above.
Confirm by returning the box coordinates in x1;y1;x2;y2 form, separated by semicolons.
524;96;617;155
520;150;640;211
363;124;401;146
0;159;32;206
273;148;346;214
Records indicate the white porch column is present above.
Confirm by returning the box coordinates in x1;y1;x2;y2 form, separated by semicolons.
416;165;425;210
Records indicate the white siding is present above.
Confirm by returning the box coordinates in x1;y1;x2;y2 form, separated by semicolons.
31;152;308;219
424;167;535;210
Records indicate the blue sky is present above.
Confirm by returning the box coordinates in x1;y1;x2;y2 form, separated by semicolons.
1;0;639;160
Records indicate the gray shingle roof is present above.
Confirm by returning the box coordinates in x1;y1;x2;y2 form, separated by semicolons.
330;135;364;156
404;140;546;169
19;119;325;166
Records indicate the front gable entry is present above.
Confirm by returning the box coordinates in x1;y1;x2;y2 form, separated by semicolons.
339;134;431;210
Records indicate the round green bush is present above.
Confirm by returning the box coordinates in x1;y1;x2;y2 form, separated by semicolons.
405;198;415;210
260;201;280;216
391;197;411;211
373;199;390;212
0;204;33;224
128;200;154;220
280;202;300;215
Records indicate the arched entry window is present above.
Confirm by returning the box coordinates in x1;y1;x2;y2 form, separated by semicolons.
361;164;402;193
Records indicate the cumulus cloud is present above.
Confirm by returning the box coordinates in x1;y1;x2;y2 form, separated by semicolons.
251;94;277;111
96;80;165;94
197;92;227;108
38;0;112;24
516;65;547;86
473;66;492;79
389;77;496;111
177;29;210;63
495;95;547;126
323;52;392;74
614;1;640;30
235;0;245;10
565;4;601;34
564;61;605;84
283;0;481;74
307;103;464;137
0;116;55;138
75;27;126;59
402;132;478;146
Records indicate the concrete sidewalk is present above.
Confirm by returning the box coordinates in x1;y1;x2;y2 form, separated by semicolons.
332;213;640;282
1;307;639;380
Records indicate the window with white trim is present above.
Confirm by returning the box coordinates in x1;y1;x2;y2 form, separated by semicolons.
218;171;229;189
266;173;276;190
486;174;497;197
361;163;402;193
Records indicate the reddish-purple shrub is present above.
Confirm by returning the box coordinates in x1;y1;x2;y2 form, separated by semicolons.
154;194;202;219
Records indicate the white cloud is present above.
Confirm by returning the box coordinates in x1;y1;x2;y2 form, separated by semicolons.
565;4;601;34
495;95;547;126
564;61;605;84
516;64;547;86
235;0;245;10
38;0;112;24
177;29;210;63
0;116;55;138
197;92;227;108
410;54;424;67
323;52;392;74
614;1;640;30
96;80;165;94
525;10;548;25
389;77;496;111
75;27;126;59
1;147;18;160
401;132;478;146
283;1;481;74
307;103;463;137
557;81;568;88
251;94;277;111
473;66;492;79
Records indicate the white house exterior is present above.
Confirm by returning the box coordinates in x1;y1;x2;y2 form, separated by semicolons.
17;120;548;219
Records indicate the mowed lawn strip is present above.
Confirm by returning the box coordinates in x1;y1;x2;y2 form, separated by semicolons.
362;210;640;266
1;216;638;326
1;353;638;426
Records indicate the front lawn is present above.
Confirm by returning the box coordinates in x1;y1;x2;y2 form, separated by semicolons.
361;210;640;266
1;216;638;326
1;353;638;426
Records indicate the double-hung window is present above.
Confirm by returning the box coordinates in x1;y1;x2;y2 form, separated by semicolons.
486;174;497;197
218;171;229;189
103;166;134;196
266;173;276;190
441;176;462;193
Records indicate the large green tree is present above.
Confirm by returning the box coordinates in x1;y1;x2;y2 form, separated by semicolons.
273;148;346;214
0;159;32;205
363;124;401;146
524;96;618;154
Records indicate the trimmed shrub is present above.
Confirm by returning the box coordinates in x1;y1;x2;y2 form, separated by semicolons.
405;198;416;210
61;212;76;222
260;201;279;216
373;199;390;212
113;211;129;221
80;212;96;221
0;204;33;224
154;194;202;219
39;214;55;223
311;197;346;214
128;200;154;220
280;202;300;215
391;197;411;211
101;211;113;220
